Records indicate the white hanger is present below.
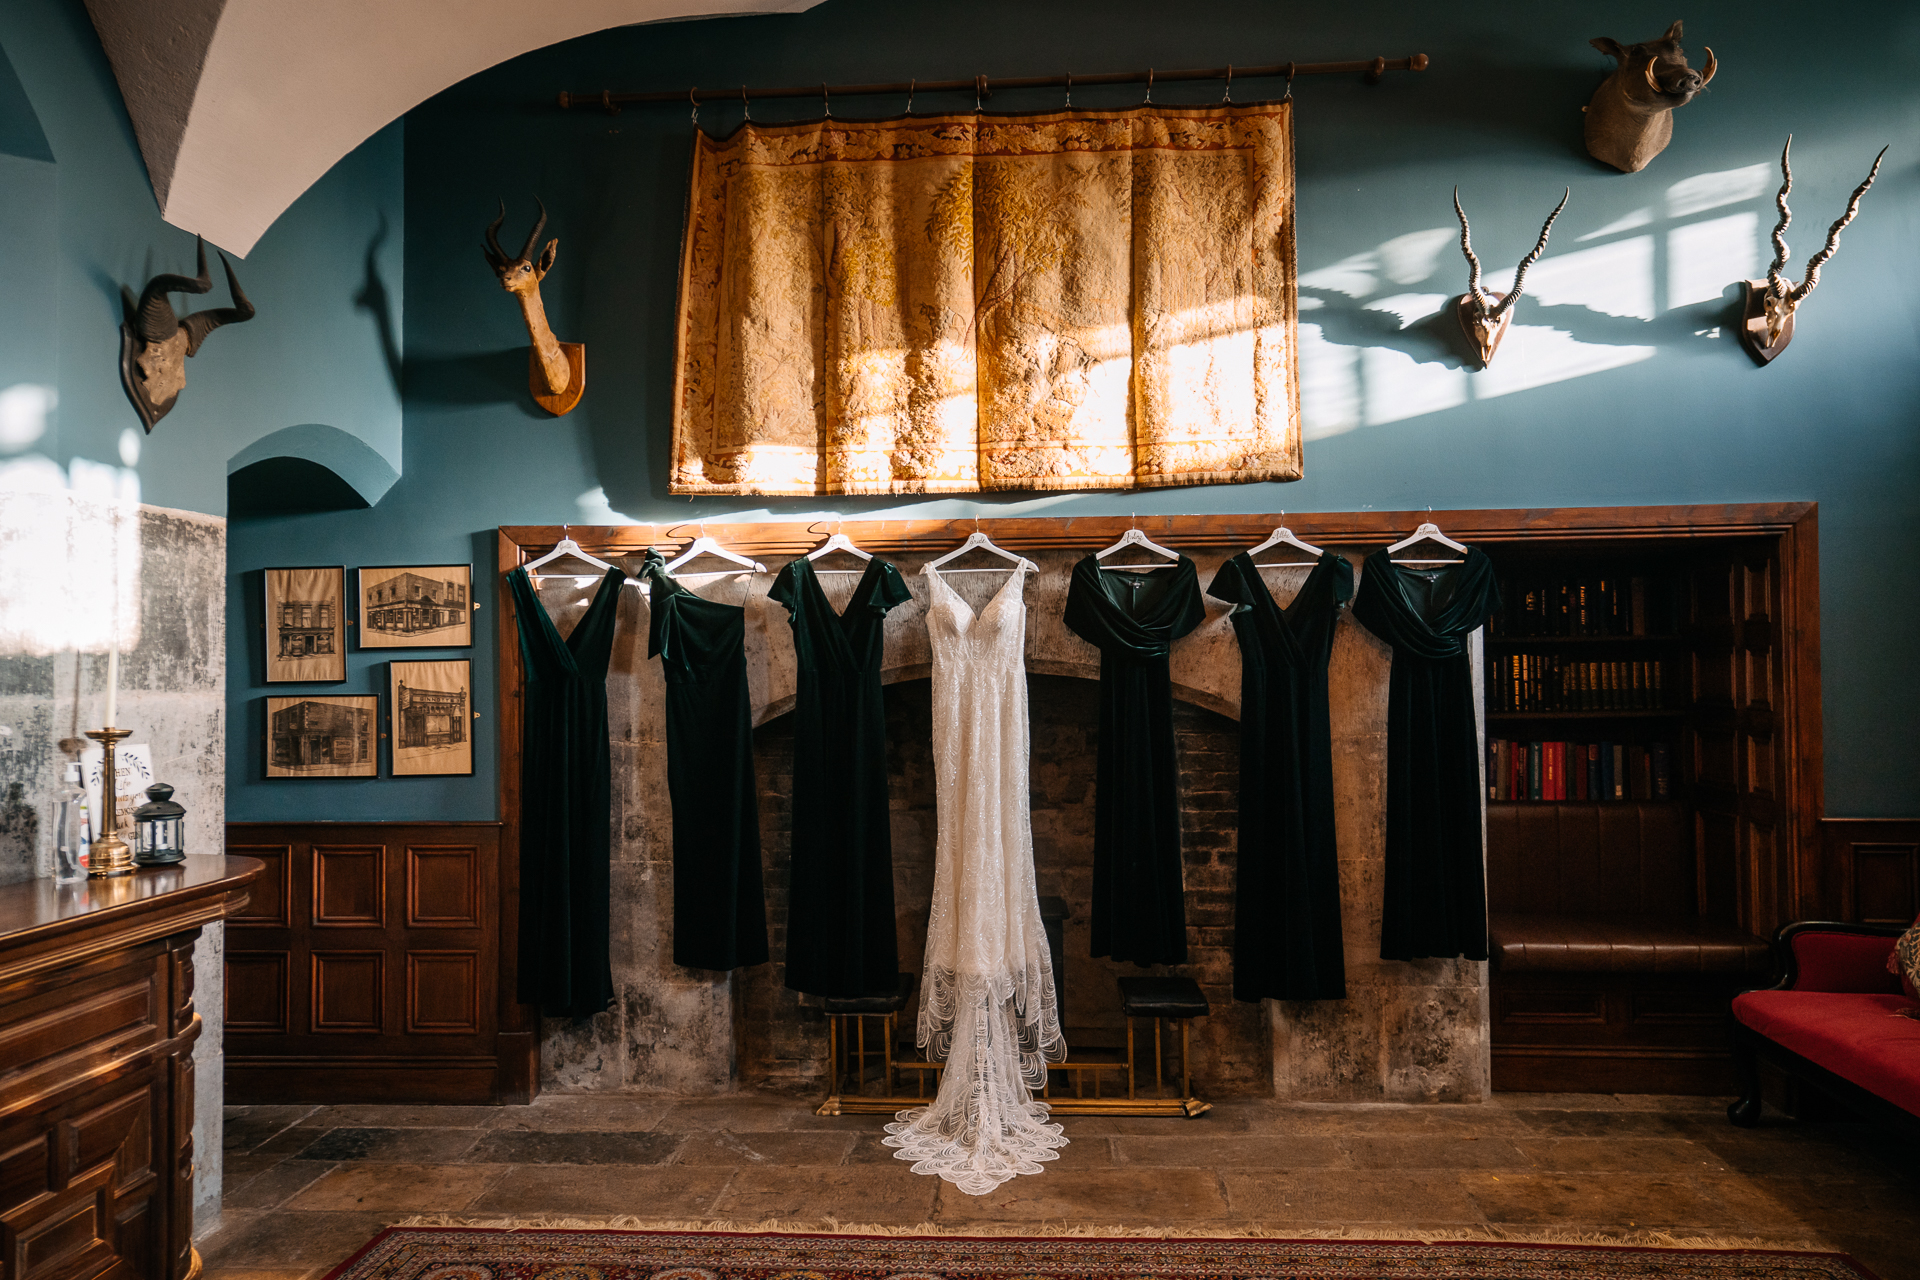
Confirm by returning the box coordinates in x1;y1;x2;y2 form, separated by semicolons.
1387;520;1470;566
1244;522;1324;567
805;529;873;574
923;529;1037;575
522;528;621;583
1094;523;1180;573
663;535;766;576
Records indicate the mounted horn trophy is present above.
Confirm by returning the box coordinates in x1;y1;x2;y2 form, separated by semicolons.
119;236;256;432
484;199;585;415
1451;188;1569;367
1584;20;1716;173
1739;137;1889;366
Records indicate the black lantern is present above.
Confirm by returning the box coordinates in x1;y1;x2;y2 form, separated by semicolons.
132;783;186;866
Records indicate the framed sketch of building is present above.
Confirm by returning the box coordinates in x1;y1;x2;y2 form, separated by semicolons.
358;564;474;649
266;695;378;778
389;660;473;776
264;566;346;683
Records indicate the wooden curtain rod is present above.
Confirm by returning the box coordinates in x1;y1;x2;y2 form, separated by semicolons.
556;54;1429;112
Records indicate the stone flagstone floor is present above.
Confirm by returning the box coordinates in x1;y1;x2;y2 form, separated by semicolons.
200;1091;1918;1280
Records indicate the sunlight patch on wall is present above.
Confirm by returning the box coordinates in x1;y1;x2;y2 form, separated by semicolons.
1669;212;1760;308
1526;237;1656;320
1473;325;1655;400
1668;164;1772;218
0;457;141;657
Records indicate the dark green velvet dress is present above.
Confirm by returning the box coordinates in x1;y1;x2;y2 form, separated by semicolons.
641;552;769;972
1349;548;1502;962
509;565;623;1019
1207;551;1354;1002
1064;554;1206;966
770;556;914;997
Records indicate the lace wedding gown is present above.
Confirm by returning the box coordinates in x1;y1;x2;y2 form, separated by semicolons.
882;565;1068;1195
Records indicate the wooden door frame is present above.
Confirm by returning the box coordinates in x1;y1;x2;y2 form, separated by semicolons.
494;502;1821;1096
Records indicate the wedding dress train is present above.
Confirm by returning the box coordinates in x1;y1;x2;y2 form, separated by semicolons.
882;565;1068;1195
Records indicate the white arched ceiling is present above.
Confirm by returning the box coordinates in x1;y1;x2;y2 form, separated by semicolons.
87;0;821;257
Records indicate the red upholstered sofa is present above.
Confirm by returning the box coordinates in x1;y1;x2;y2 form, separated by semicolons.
1728;920;1920;1134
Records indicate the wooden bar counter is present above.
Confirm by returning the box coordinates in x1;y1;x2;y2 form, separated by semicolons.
0;856;261;1280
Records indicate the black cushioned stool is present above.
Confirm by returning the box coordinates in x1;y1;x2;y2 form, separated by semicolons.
1118;976;1209;1107
819;973;914;1114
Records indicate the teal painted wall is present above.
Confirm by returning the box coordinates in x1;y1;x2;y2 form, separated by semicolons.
0;0;404;518
226;0;1920;821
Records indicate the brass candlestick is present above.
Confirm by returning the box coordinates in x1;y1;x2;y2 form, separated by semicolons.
84;727;134;878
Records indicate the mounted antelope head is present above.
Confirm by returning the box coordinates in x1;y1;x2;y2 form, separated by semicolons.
1452;187;1569;367
484;199;585;416
118;236;256;433
1739;137;1889;365
1584;21;1716;173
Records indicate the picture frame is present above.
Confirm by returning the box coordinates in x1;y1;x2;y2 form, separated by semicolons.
389;659;474;777
264;566;347;683
265;695;379;778
357;564;475;649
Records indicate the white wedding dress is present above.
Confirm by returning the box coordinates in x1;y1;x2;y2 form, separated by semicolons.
882;565;1068;1195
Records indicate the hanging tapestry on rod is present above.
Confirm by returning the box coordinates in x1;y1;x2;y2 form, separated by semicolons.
670;103;1302;496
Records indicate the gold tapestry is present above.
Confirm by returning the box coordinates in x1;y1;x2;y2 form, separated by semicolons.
670;103;1301;496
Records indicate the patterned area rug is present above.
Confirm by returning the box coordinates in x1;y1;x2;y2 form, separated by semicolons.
325;1225;1879;1279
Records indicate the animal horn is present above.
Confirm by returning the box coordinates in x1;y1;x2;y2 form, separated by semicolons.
1698;47;1716;86
1789;145;1889;304
517;198;549;264
1765;137;1795;302
179;252;256;356
483;201;509;270
135;236;213;344
1643;56;1663;93
1453;187;1492;313
1491;188;1569;319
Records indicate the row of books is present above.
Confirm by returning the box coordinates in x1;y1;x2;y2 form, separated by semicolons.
1489;739;1672;802
1491;656;1667;713
1489;574;1675;637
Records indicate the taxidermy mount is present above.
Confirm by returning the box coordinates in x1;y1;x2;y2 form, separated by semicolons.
484;199;585;416
1451;187;1569;367
1584;20;1716;173
1739;136;1887;366
119;236;255;432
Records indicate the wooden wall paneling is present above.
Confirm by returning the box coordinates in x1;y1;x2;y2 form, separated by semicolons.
226;844;291;927
407;845;480;928
1822;818;1920;925
495;530;537;1102
312;845;385;928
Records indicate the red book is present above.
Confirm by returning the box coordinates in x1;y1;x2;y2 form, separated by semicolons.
1544;742;1562;800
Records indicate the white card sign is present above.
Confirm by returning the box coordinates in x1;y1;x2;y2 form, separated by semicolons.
79;742;153;831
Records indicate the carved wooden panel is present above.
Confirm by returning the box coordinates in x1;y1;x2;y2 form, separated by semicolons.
0;1137;47;1219
67;1087;152;1194
227;845;291;927
405;951;478;1034
224;953;289;1034
311;952;383;1033
1823;819;1920;926
407;846;479;928
313;846;385;928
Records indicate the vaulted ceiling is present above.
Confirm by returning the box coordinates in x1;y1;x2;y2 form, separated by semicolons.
84;0;820;256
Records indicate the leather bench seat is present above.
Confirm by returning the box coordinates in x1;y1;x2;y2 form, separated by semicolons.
1491;912;1771;974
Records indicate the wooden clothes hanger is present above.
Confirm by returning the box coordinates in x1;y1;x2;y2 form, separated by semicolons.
923;529;1037;574
1094;524;1181;573
1387;520;1470;567
1244;523;1324;567
805;530;873;574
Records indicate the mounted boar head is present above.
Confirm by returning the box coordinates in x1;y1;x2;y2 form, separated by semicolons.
118;237;256;433
1739;136;1888;365
1584;20;1716;173
484;199;585;416
1452;187;1569;367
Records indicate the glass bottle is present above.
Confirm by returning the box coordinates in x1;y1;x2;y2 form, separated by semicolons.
53;764;88;884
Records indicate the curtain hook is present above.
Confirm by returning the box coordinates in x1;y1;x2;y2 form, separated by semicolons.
690;86;699;130
1222;65;1233;103
1283;63;1295;103
907;78;915;114
975;74;987;112
1065;71;1073;109
1145;68;1154;104
823;82;831;118
741;85;750;122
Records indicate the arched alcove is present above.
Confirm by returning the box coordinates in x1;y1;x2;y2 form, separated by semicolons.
227;423;400;513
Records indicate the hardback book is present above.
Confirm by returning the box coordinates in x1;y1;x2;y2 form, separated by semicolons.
1610;742;1626;800
1587;742;1602;799
1528;741;1543;801
1650;742;1671;800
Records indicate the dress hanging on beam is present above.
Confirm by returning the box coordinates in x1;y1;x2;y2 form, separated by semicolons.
1349;549;1502;962
771;556;914;998
509;565;623;1019
640;551;769;972
884;565;1068;1195
1063;554;1206;966
1207;551;1353;1002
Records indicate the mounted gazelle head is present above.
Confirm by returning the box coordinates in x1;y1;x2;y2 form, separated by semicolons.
1584;21;1716;173
483;199;585;415
1739;136;1889;365
1452;187;1569;367
118;236;256;432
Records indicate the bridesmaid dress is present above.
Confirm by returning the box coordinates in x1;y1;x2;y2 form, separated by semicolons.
1349;547;1503;962
883;564;1067;1195
508;565;623;1019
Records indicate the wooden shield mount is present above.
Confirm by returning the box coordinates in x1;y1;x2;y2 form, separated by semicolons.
532;342;586;415
1737;282;1793;366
